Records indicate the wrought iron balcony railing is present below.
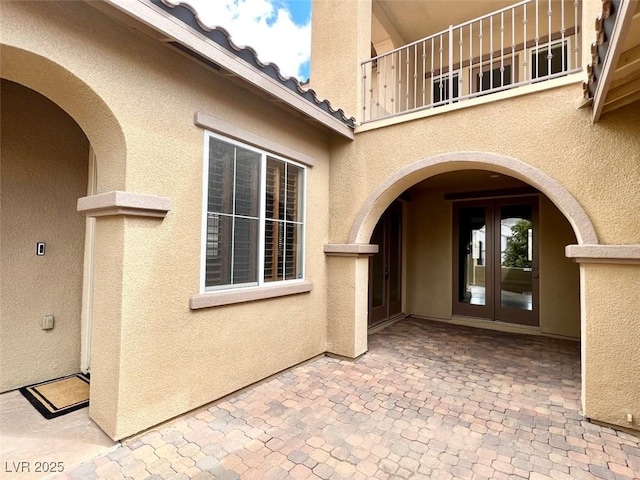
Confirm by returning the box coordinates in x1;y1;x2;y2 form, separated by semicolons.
361;0;582;123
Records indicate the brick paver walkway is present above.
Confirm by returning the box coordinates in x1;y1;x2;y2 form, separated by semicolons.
61;318;640;480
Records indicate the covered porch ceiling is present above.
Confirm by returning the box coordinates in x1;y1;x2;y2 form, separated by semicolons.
372;0;517;48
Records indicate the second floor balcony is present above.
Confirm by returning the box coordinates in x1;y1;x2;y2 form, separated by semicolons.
362;0;582;123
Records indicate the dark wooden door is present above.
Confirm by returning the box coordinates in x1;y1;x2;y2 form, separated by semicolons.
369;202;403;326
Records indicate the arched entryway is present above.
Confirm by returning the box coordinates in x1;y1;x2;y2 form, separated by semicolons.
0;46;126;396
327;151;598;411
366;169;582;340
0;79;91;391
349;151;597;246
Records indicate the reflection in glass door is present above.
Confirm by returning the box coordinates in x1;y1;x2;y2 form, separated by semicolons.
454;197;538;326
495;201;537;325
455;205;492;319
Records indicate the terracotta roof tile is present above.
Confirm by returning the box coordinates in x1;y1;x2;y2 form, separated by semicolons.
583;0;620;99
152;0;356;128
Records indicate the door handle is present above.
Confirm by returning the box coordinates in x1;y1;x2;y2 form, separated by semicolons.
385;269;389;280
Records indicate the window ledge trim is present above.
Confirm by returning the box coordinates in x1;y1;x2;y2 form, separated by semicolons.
77;190;171;218
190;281;312;309
565;244;640;265
195;112;315;167
324;244;379;257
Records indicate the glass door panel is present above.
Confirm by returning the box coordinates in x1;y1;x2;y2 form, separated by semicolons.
494;199;538;325
454;197;538;326
459;207;487;305
499;204;533;310
454;204;492;318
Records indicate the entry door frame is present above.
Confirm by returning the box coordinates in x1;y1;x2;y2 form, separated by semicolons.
368;201;403;326
453;195;539;326
80;147;97;373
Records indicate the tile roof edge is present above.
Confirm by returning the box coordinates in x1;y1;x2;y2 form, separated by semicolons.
583;0;620;99
153;0;356;129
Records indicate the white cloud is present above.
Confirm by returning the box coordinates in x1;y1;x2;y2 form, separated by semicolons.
167;0;311;80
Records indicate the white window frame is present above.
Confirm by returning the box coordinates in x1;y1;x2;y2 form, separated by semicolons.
529;37;572;80
200;131;307;294
431;71;460;105
471;53;518;94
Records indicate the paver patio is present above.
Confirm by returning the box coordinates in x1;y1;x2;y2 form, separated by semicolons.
61;318;640;480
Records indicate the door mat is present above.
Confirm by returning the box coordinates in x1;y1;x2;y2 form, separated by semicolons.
19;373;90;419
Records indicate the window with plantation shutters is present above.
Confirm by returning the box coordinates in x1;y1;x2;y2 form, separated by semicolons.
264;158;303;282
203;133;305;291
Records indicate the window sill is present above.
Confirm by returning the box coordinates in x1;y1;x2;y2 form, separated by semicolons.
189;282;313;309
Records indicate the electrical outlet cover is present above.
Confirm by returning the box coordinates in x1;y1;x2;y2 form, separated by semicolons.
42;315;54;330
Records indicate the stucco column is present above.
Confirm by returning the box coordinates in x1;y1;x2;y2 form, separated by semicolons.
582;263;640;430
566;245;640;431
309;0;372;122
324;244;378;358
86;216;126;437
78;192;171;439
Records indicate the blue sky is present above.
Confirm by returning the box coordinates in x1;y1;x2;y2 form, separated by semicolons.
273;0;310;25
173;0;312;80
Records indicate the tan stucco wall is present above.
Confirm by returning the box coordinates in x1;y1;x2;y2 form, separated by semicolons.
404;188;580;338
0;80;89;392
405;190;452;320
583;263;640;430
327;88;640;245
313;0;639;431
3;0;638;438
1;1;333;439
538;195;580;338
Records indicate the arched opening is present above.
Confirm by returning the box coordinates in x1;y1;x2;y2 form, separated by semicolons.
1;79;91;390
356;152;598;338
350;151;597;246
0;45;126;420
366;169;581;339
339;152;598;416
0;45;126;458
1;45;128;386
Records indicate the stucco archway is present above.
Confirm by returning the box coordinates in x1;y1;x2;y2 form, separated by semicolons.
336;151;596;414
0;44;127;192
348;151;598;246
0;45;128;397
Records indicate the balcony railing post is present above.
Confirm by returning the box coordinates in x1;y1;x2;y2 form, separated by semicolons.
361;63;366;122
448;24;454;104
